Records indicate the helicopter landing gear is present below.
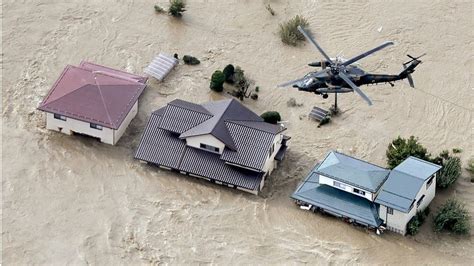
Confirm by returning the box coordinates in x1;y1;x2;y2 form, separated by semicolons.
330;93;341;115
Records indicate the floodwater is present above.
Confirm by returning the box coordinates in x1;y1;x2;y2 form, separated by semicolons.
2;0;473;264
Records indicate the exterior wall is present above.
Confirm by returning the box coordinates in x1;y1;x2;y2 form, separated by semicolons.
185;134;226;154
319;175;374;201
380;173;437;235
46;112;115;144
113;101;138;144
262;134;283;174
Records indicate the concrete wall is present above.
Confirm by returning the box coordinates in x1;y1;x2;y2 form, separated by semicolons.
185;134;226;154
113;101;138;144
319;175;374;201
45;101;138;145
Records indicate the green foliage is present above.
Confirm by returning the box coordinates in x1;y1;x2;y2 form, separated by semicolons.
250;93;258;100
433;198;471;235
261;111;281;124
436;156;461;188
386;136;430;169
255;86;260;93
168;0;186;17
466;157;474;182
154;5;165;13
278;15;309;46
210;70;225;92
407;207;430;235
223;64;235;82
183;55;200;65
265;4;275;16
233;66;246;86
452;148;462;154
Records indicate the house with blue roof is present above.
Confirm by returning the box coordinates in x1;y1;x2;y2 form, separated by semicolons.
292;151;441;235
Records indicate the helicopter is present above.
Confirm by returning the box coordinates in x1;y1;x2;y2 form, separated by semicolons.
279;26;425;106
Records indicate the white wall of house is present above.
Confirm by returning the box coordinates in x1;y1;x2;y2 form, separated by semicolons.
379;173;437;235
113;101;138;144
185;134;226;154
45;101;138;145
262;134;283;174
319;175;374;201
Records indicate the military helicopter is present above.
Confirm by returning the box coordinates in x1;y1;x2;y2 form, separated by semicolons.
279;26;424;107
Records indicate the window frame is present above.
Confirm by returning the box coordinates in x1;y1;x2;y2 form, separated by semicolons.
387;207;394;215
353;188;366;196
417;195;425;207
200;143;219;153
333;181;346;189
53;113;67;121
90;123;103;130
426;174;435;189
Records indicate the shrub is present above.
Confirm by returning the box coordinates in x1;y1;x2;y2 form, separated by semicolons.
278;15;309;46
210;70;225;92
223;64;235;82
433;198;471;235
154;5;165;13
183;55;200;65
407;216;421;235
436;156;461;188
466;157;474;182
386;136;430;169
168;0;185;17
452;148;462;154
261;111;281;124
233;66;246;86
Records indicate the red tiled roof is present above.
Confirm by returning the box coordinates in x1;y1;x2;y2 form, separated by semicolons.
38;64;147;129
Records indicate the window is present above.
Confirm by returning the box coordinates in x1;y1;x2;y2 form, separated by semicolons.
200;143;219;153
417;195;425;207
53;113;66;121
269;143;275;157
387;207;393;215
333;181;346;189
426;175;435;189
353;188;366;196
90;123;103;130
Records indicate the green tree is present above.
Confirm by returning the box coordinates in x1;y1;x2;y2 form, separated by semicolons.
386;136;430;169
169;0;185;17
223;64;235;82
210;70;225;92
433;198;471;235
436;156;461;188
261;111;281;124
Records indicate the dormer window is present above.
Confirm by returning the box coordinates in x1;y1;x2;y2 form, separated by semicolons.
200;143;219;153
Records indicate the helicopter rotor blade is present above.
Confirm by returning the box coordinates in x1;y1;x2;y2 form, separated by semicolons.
342;41;394;66
403;64;415;88
277;69;329;87
297;26;334;65
338;72;373;105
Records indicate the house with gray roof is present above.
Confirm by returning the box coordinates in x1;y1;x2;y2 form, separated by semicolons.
135;98;289;194
292;151;441;235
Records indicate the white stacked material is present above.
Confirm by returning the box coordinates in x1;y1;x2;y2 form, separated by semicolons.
144;53;179;81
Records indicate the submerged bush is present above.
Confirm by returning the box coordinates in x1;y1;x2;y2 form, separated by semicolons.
183;55;200;65
433;198;471;235
466;157;474;183
261;111;281;124
436;156;462;188
210;70;225;92
223;64;235;82
386;136;430;169
154;5;165;13
169;0;186;17
278;15;309;46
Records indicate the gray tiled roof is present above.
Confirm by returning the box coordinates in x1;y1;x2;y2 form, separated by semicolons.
220;121;276;170
135;114;186;169
159;103;213;134
291;165;382;227
375;157;441;212
315;151;390;192
134;110;267;191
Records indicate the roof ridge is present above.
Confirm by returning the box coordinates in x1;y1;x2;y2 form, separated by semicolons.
333;150;389;170
405;156;441;168
38;84;90;111
168;100;213;116
225;120;285;135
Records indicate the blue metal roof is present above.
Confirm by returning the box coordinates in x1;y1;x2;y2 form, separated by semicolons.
315;151;390;193
291;165;383;227
375;157;441;212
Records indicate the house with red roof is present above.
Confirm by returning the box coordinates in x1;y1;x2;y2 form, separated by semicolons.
38;61;147;145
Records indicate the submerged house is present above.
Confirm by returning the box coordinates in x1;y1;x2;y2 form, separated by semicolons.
135;98;289;194
38;61;147;145
292;151;441;235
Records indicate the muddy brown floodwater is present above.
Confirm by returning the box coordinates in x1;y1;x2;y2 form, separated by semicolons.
2;0;473;264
